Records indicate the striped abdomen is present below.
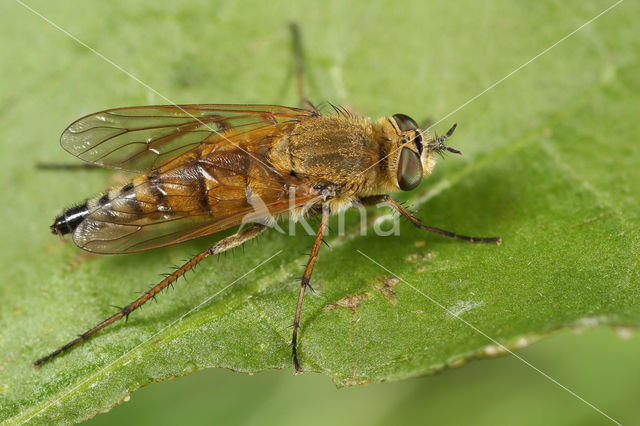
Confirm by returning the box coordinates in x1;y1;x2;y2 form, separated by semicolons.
50;147;276;243
50;182;137;236
51;202;92;235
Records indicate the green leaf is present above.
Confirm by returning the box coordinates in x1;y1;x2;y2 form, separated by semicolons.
1;0;638;423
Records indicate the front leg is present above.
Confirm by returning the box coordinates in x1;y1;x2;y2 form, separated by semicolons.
291;204;330;373
360;195;501;244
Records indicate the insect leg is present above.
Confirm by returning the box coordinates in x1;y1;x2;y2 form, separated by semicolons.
289;22;318;113
291;204;330;373
35;162;99;170
360;195;501;244
33;224;267;368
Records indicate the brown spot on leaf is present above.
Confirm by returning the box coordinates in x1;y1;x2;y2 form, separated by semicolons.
342;377;372;386
323;291;373;312
405;253;420;263
405;252;435;264
369;276;401;306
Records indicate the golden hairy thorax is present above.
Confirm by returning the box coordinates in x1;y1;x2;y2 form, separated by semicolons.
268;114;423;197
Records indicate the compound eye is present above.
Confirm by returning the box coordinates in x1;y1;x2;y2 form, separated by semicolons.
397;147;423;191
392;114;419;132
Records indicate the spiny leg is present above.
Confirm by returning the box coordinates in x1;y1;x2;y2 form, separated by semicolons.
289;22;317;113
360;195;501;244
292;204;330;373
33;224;267;368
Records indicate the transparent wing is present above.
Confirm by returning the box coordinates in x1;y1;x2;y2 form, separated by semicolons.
60;104;317;173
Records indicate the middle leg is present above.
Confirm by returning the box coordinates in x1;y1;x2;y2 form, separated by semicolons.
291;204;330;373
289;22;318;113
